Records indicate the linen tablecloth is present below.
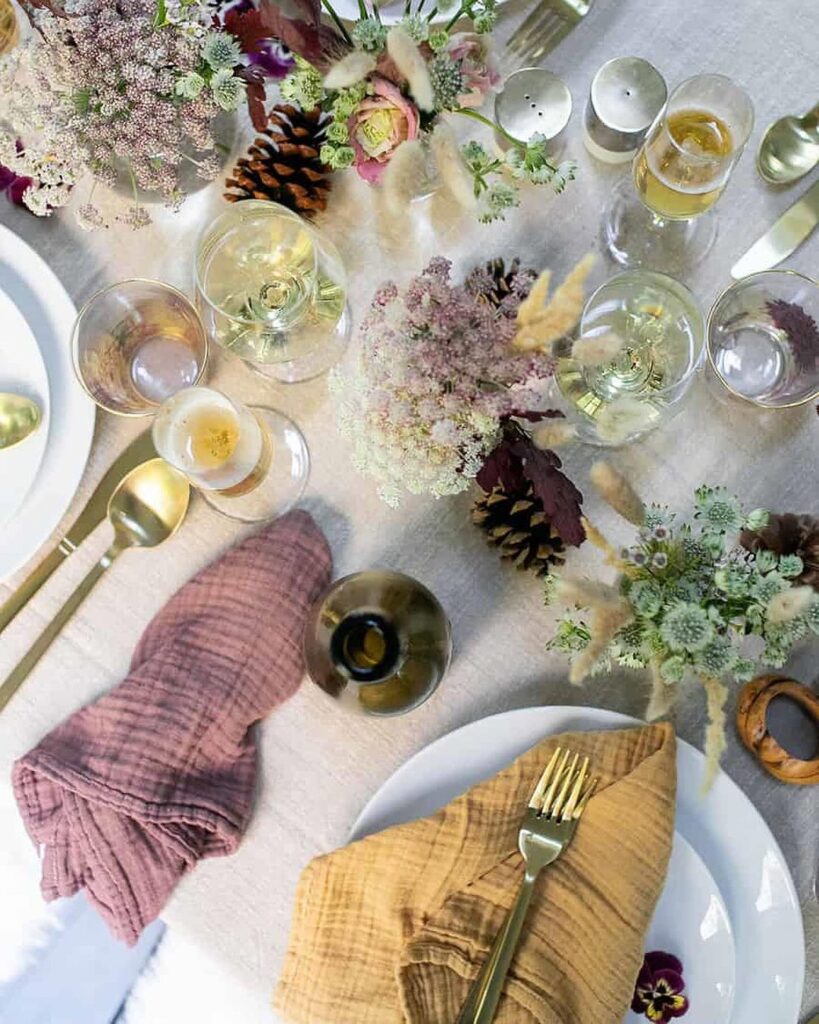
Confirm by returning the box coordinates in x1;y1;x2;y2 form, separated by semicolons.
0;0;817;1019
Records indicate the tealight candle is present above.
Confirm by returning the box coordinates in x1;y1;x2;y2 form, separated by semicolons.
584;57;667;164
494;68;572;153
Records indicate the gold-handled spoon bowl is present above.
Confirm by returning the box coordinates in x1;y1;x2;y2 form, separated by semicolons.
0;458;190;713
0;392;41;450
757;103;819;185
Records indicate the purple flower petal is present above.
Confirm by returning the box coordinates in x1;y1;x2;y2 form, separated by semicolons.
644;951;685;976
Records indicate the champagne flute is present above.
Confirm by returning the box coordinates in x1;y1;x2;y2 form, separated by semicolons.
195;200;350;383
601;74;754;274
152;386;309;522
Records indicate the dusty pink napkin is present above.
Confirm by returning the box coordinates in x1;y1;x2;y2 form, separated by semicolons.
13;509;332;944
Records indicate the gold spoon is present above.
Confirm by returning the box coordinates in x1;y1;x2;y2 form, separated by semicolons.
0;458;190;713
0;392;41;450
757;103;819;185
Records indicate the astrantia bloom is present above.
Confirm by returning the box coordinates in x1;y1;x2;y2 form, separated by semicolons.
660;602;713;652
331;258;552;505
631;951;689;1022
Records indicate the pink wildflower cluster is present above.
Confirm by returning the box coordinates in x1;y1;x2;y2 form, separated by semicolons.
331;257;553;506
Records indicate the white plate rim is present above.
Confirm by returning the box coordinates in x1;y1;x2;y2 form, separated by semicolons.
0;283;50;530
0;224;95;582
350;705;805;1023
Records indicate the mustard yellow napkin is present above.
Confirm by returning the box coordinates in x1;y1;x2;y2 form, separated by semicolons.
275;723;676;1024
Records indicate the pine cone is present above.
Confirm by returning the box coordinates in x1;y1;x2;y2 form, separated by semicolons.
740;512;819;590
223;104;331;220
468;258;536;311
472;483;565;577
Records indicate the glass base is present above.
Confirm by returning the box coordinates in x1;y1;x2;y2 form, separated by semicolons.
601;177;718;275
200;406;309;523
248;302;352;384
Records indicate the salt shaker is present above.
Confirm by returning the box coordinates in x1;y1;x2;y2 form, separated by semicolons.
494;68;572;154
584;57;667;164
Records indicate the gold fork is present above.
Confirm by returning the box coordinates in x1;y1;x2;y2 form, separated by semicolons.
455;747;597;1024
504;0;593;70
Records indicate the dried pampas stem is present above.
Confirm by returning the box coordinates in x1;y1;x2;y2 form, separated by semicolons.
590;461;646;527
430;122;476;210
555;575;623;610
513;253;596;352
323;52;376;91
382;139;427;218
581;517;624;569
532;419;577;449
571;330;625;367
646;660;676;720
569;598;633;684
387;27;434;111
701;674;728;791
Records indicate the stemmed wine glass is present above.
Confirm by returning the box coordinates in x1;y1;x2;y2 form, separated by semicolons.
601;74;754;274
152;386;309;523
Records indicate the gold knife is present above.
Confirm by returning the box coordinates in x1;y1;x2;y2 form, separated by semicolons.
0;430;156;634
731;178;819;279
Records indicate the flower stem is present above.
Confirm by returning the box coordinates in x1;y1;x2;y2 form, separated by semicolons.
321;0;354;44
425;5;438;20
454;106;521;148
445;4;467;30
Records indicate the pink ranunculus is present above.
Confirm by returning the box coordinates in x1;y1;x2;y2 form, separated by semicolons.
348;76;419;184
447;32;501;108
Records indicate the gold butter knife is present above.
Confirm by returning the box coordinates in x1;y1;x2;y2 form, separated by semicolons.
0;430;156;634
731;178;819;279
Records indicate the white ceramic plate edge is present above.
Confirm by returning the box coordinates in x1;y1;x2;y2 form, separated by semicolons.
0;224;95;582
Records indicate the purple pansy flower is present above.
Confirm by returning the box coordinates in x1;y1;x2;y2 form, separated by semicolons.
222;0;294;80
631;951;690;1022
0;140;33;207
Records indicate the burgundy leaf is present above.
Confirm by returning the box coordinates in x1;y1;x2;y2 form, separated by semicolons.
510;436;585;547
476;441;525;495
224;4;272;54
256;0;347;70
244;76;268;131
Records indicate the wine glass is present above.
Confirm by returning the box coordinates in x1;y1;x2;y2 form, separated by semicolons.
601;74;754;274
194;200;350;383
554;270;704;445
707;270;819;407
71;280;208;416
152;386;309;522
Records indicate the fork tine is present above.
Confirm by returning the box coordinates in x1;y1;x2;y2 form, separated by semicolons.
506;3;558;55
573;776;598;818
528;747;561;808
540;747;571;812
549;751;579;819
559;755;588;821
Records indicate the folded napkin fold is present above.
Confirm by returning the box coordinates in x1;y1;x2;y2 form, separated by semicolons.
13;509;332;945
275;722;676;1024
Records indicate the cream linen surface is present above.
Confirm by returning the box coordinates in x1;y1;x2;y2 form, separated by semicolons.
275;724;676;1023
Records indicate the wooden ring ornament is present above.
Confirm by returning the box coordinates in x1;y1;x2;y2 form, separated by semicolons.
736;674;819;785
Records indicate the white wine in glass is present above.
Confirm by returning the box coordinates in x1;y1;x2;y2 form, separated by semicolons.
153;387;309;522
602;74;753;272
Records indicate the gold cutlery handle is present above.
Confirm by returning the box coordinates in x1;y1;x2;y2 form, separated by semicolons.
0;545;121;714
0;545;70;635
456;871;537;1024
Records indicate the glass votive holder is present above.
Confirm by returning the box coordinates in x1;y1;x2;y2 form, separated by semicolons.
303;570;452;717
555;270;704;445
707;270;819;407
195;200;350;384
71;280;208;416
152;385;309;523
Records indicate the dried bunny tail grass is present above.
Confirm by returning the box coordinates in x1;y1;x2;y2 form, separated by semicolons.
646;660;676;720
595;396;652;446
512;254;596;352
516;268;552;326
766;585;815;623
382;139;428;217
570;598;633;684
555;575;623;609
323;51;376;90
387;27;434;111
532;418;577;449
589;460;646;527
581;516;625;569
430;122;476;211
701;674;728;792
571;330;625;367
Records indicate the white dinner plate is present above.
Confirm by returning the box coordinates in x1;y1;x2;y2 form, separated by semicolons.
332;0;507;25
0;225;95;582
350;706;804;1023
626;833;735;1024
0;285;50;531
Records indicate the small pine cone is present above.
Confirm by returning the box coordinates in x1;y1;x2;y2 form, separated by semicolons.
223;104;332;220
740;512;819;590
469;258;536;312
472;483;565;577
